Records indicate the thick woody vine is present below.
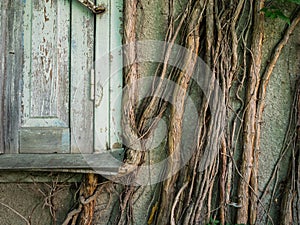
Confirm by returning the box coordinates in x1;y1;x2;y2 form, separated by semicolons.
62;0;300;224
119;1;300;224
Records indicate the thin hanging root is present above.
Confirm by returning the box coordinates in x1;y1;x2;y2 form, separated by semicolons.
109;1;300;225
156;2;203;224
121;0;142;169
255;9;300;164
170;182;189;225
219;137;227;225
67;177;111;225
236;6;300;225
78;174;98;225
236;0;265;223
137;0;189;133
252;7;300;225
280;78;300;224
117;185;136;225
62;178;113;225
205;0;215;67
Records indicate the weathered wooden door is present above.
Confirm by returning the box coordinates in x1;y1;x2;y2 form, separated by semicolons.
0;0;122;171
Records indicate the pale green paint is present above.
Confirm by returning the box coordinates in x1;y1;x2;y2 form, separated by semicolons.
21;0;71;153
94;0;123;152
0;0;123;168
70;0;94;154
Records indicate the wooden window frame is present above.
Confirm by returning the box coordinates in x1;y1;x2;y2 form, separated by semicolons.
0;0;123;174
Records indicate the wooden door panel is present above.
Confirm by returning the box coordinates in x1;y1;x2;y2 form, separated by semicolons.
21;0;71;153
20;127;69;153
22;0;70;123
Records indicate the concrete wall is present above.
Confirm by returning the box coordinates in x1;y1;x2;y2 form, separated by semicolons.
0;173;80;225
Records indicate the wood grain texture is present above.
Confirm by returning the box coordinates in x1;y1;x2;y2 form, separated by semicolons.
94;0;123;151
30;0;69;121
94;0;110;152
70;0;94;153
0;153;122;175
20;128;70;153
22;0;69;125
0;0;23;153
0;0;123;169
0;1;8;153
21;0;71;153
109;0;123;149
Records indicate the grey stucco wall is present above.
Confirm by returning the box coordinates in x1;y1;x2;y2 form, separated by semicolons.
257;16;300;222
0;173;78;225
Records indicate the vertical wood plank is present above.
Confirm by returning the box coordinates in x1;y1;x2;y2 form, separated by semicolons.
22;0;33;125
109;0;123;149
56;0;71;124
0;0;24;153
8;0;24;153
94;0;114;152
94;0;123;151
70;0;94;153
0;0;8;153
94;0;110;152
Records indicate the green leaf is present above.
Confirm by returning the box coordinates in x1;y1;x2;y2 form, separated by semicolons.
278;0;300;4
287;0;300;4
260;7;269;13
276;11;291;24
260;7;291;25
208;218;220;225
